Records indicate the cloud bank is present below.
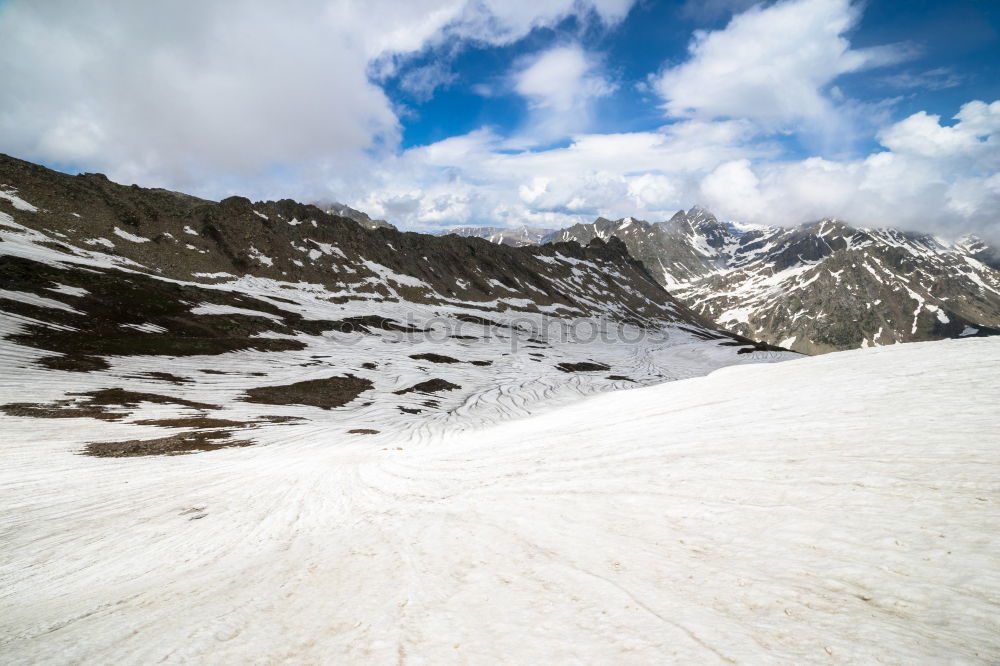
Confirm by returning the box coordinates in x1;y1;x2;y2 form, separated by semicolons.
0;0;997;239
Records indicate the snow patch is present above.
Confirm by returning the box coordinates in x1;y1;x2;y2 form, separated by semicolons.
0;186;39;212
113;227;151;243
248;246;273;267
46;284;89;297
120;322;168;333
189;303;283;321
0;289;84;313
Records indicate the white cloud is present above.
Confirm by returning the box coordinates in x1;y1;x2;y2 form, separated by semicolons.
515;45;614;113
2;0;996;242
877;100;1000;163
653;0;910;129
694;101;1000;237
348;119;768;231
339;98;1000;243
398;63;458;102
508;44;616;146
0;0;636;196
699;159;768;220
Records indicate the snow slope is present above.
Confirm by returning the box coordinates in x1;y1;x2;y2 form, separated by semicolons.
2;338;998;664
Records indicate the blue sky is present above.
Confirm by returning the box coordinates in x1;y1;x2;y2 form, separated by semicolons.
383;0;999;155
1;0;999;236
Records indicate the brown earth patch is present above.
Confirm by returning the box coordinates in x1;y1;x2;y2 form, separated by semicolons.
84;431;254;457
258;415;304;423
556;361;611;373
348;428;379;435
2;389;218;421
78;388;218;410
393;379;461;395
135;371;193;384
1;402;121;421
36;355;110;372
410;353;460;364
328;315;425;334
242;374;373;409
131;417;247;429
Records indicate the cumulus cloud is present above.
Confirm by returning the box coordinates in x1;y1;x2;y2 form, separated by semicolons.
347;119;768;231
338;97;1000;243
509;44;616;145
1;0;996;240
696;101;1000;238
653;0;910;129
515;45;614;112
0;0;636;196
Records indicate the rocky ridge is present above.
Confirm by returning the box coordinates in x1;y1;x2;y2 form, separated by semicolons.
524;208;1000;354
0;153;792;456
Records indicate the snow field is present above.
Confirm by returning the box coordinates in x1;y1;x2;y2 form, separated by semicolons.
1;338;997;663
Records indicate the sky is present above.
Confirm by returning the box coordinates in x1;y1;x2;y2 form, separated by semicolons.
1;0;999;238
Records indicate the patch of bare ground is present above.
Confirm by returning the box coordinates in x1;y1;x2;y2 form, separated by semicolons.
1;389;219;422
607;375;635;382
78;388;218;410
348;429;379;435
409;353;492;366
242;375;373;409
84;431;254;457
36;355;110;372
556;361;611;373
131;417;247;429
409;352;460;364
327;315;425;334
258;415;303;423
126;372;193;384
1;402;121;421
393;379;461;395
132;415;303;428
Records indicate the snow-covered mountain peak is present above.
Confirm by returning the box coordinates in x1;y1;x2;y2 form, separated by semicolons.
551;210;1000;353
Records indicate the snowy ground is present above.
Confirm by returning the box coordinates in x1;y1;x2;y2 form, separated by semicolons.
2;337;998;664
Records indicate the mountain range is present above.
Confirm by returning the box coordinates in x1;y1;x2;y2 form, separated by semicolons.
437;225;557;247
449;207;1000;354
0;153;791;456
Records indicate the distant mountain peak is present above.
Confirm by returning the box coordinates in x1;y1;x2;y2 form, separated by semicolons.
550;209;1000;353
437;225;557;247
314;200;396;231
